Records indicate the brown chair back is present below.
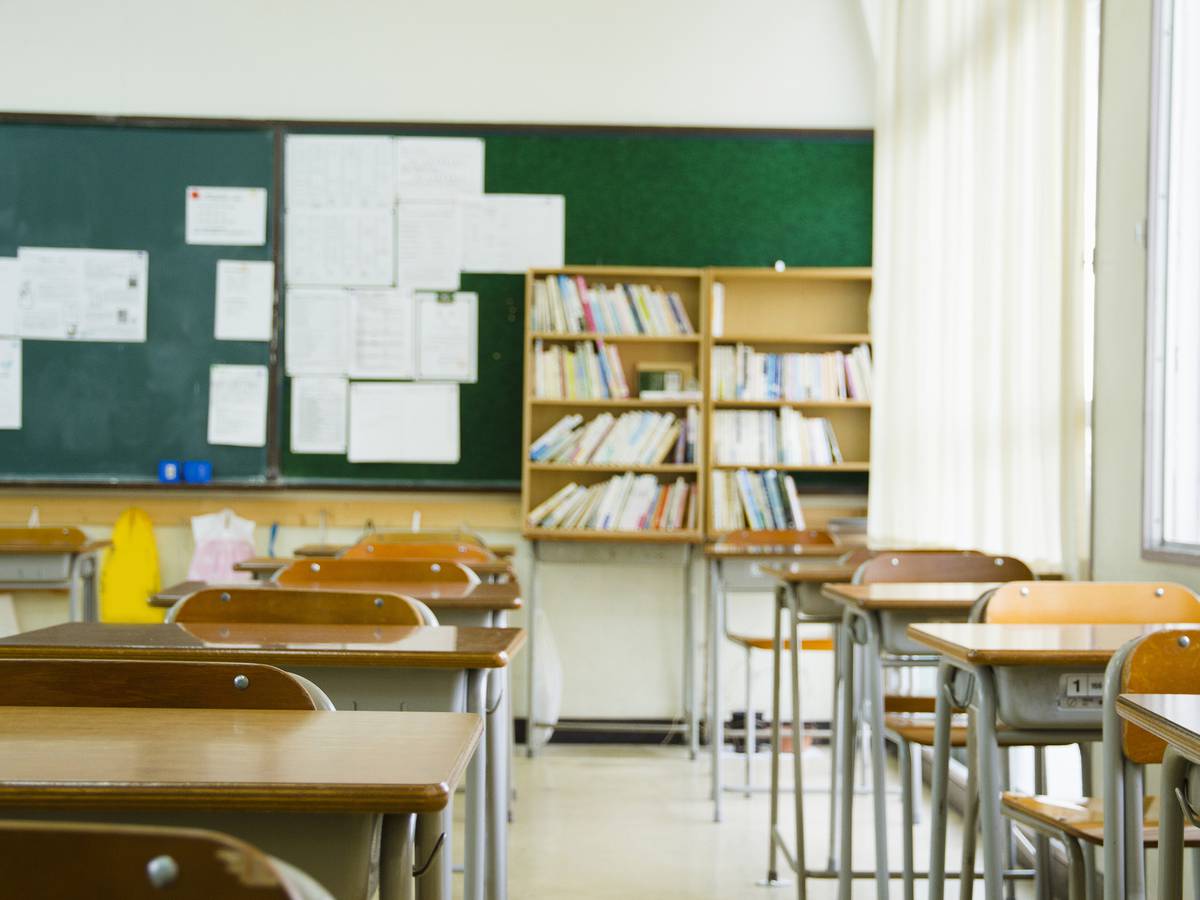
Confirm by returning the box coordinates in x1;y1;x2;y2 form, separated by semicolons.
0;819;309;899
0;659;323;711
0;526;87;549
342;541;495;563
837;547;984;568
1121;629;1200;764
855;551;1032;584
171;587;426;627
984;582;1200;625
364;529;486;548
276;557;479;587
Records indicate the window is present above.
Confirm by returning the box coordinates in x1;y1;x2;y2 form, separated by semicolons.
1145;0;1200;559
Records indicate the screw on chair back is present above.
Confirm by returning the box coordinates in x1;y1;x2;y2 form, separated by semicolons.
168;587;430;627
854;550;1032;584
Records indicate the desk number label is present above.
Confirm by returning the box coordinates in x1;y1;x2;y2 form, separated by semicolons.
1058;673;1104;709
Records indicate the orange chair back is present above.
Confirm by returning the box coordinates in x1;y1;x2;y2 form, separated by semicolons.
171;587;425;627
342;541;495;563
984;582;1200;625
0;527;87;549
276;557;479;587
1121;629;1200;764
855;551;1032;584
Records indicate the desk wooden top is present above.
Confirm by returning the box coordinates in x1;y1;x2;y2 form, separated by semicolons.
0;623;524;669
705;543;846;560
150;580;522;611
236;557;515;579
1116;694;1200;761
0;706;478;813
760;563;860;584
821;582;999;610
0;540;109;556
907;622;1192;666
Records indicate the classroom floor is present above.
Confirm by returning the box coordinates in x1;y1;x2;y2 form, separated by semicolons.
458;744;1030;899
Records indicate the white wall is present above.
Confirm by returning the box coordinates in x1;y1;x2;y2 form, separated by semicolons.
0;0;874;128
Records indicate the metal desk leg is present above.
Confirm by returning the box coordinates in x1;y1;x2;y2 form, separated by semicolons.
765;587;784;883
826;623;841;873
961;709;979;900
927;662;955;900
684;543;697;761
416;812;447;900
745;641;755;797
898;736;915;900
380;813;417;900
82;554;99;622
785;585;807;900
1033;747;1050;900
485;666;509;900
973;666;1005;900
67;554;83;622
525;543;539;758
711;558;725;823
1157;747;1189;900
836;608;857;900
465;670;487;900
492;609;516;825
861;612;889;900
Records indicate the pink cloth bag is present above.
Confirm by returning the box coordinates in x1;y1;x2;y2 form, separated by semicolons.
186;509;256;582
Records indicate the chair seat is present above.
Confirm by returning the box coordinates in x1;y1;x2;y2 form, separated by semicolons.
727;633;834;652
1001;793;1200;847
884;712;970;746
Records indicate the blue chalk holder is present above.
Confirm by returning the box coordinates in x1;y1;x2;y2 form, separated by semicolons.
183;460;213;484
157;460;181;483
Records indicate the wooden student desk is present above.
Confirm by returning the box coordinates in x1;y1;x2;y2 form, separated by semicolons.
0;532;109;622
0;622;525;900
907;622;1189;900
234;557;516;583
1116;693;1200;900
0;705;480;900
704;551;855;823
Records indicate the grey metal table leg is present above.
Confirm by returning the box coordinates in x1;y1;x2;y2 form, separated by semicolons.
786;586;807;900
712;559;725;823
525;543;539;758
825;623;841;873
380;813;416;900
837;609;857;900
465;670;487;900
1033;746;1050;900
927;662;955;900
745;642;755;797
684;543;698;761
973;666;1005;900
766;584;784;882
485;668;509;900
861;613;889;900
1156;748;1188;900
961;709;979;900
416;812;447;900
898;737;915;900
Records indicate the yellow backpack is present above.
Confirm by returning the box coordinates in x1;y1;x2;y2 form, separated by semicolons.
99;507;163;623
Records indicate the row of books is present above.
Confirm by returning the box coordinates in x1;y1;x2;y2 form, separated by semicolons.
711;469;808;532
529;408;699;466
712;409;844;466
527;474;698;532
531;275;695;336
532;340;630;399
711;343;873;401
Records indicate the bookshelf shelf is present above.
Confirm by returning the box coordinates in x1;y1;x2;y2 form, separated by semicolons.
712;399;871;410
711;333;872;346
528;462;699;474
523;528;703;544
530;332;701;344
711;462;871;473
530;397;702;409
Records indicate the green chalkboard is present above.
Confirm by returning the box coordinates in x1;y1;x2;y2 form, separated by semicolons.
0;121;276;483
280;126;874;488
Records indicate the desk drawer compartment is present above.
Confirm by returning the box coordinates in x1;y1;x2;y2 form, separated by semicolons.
994;666;1106;730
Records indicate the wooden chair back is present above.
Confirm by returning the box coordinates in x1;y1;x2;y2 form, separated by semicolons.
0;659;326;710
837;547;984;568
342;540;496;563
0;526;87;549
719;529;837;547
170;587;427;627
275;557;480;588
984;582;1200;625
0;819;313;899
855;551;1032;584
1121;629;1200;764
364;529;486;548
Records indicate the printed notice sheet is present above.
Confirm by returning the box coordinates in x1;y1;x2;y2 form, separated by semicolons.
0;338;20;429
395;137;484;199
461;194;564;273
186;187;268;246
416;291;477;382
0;259;17;337
285;135;396;209
349;289;415;379
396;200;461;291
285;208;395;287
17;247;149;342
348;382;460;463
285;289;350;375
290;376;348;454
214;260;274;341
207;364;268;447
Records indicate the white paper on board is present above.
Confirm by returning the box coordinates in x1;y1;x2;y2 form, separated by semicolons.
396;200;462;291
285;208;395;287
214;259;275;341
17;247;149;342
0;338;20;430
285;135;396;209
285;289;350;375
461;194;564;273
290;376;348;454
186;186;268;246
349;289;416;379
207;364;268;447
416;291;477;383
395;137;484;200
348;381;460;463
0;259;18;337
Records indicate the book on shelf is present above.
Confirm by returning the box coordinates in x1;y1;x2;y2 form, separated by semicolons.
532;339;630;399
531;274;695;336
712;409;843;466
711;343;872;401
529;408;699;466
711;469;808;532
527;473;697;532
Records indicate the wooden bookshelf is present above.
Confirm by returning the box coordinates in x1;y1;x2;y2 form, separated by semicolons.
705;267;872;535
522;266;707;541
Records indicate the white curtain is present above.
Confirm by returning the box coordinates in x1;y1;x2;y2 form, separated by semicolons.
868;0;1093;575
